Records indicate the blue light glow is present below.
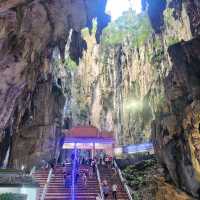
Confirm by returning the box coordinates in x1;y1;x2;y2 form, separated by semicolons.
123;143;153;154
71;147;77;200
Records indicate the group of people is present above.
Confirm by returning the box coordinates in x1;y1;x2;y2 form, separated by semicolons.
42;153;118;199
41;158;56;170
63;155;97;189
101;180;118;200
95;182;118;200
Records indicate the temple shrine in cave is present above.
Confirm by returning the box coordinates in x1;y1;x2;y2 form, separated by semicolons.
62;126;115;160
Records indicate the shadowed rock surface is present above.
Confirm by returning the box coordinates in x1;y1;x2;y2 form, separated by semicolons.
0;0;109;169
152;37;200;197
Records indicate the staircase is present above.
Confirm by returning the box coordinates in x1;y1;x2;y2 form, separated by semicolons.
99;165;129;200
32;168;49;200
75;165;100;200
44;164;71;200
33;164;100;200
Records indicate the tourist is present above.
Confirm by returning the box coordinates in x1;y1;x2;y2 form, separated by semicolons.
49;158;56;176
64;173;71;188
112;166;117;178
49;160;54;170
89;167;93;178
71;153;75;162
75;169;80;183
91;160;96;174
96;194;102;200
42;160;48;170
102;181;109;199
76;159;79;170
79;156;82;164
112;183;117;199
82;172;87;186
100;152;104;165
86;157;90;165
89;157;92;165
103;180;108;185
63;172;67;188
82;157;85;165
99;157;103;165
108;156;112;168
41;160;46;169
105;156;109;168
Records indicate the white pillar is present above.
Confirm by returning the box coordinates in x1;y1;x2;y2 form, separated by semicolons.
92;143;95;159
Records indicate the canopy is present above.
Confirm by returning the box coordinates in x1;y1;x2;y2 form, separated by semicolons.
62;126;114;149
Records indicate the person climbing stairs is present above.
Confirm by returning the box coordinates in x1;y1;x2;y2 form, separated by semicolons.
75;165;100;200
99;165;129;200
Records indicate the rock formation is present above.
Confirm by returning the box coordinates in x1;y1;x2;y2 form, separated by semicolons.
65;1;192;146
63;0;200;197
152;37;200;197
0;0;109;169
149;0;200;197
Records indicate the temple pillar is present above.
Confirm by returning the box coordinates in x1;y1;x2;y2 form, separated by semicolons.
92;142;95;159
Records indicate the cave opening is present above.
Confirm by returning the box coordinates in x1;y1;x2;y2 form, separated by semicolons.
106;0;142;21
0;0;200;199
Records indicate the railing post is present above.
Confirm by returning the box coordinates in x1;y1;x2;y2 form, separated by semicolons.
40;149;60;200
114;160;133;200
96;164;104;200
30;166;36;176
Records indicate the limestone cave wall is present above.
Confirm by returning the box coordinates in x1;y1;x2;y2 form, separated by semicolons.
64;1;200;197
65;0;192;146
0;0;109;169
149;0;200;197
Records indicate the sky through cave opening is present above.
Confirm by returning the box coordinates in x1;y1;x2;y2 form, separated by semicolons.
106;0;142;21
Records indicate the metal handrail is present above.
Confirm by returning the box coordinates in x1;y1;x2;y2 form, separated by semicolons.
40;142;62;200
29;166;36;176
96;164;104;200
114;160;133;200
40;168;53;200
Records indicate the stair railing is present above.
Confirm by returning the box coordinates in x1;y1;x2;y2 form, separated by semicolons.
40;138;62;200
96;164;104;200
29;166;36;176
40;168;53;200
113;160;133;200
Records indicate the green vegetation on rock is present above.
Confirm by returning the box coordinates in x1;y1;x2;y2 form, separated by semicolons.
123;159;156;188
81;18;97;38
166;36;179;46
164;8;175;27
123;158;157;200
101;10;153;48
150;49;165;66
64;57;78;71
52;56;78;71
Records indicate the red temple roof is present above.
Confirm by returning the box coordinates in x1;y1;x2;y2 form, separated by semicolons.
64;125;113;139
69;126;99;138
